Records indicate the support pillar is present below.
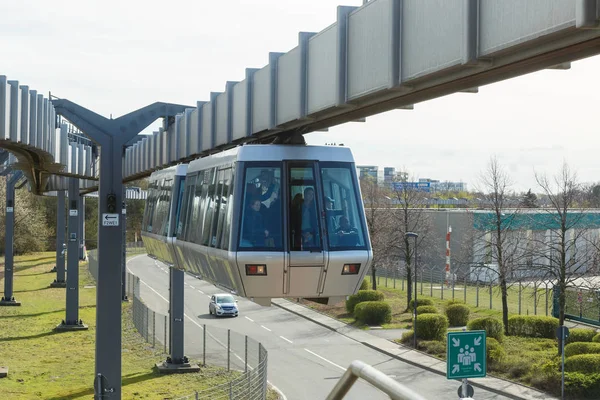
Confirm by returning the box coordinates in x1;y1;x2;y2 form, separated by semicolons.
79;196;86;260
50;191;67;288
121;186;128;301
55;177;88;331
156;267;199;373
1;171;22;306
53;99;189;399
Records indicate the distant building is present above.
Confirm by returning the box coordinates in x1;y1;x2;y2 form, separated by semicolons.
357;165;378;181
419;178;467;192
383;167;395;183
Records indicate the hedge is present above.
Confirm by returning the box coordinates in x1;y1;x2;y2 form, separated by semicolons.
564;372;600;399
486;337;506;365
467;317;504;342
565;354;600;373
345;290;384;314
354;301;392;325
566;328;598;344
507;315;558;339
415;314;448;341
593;333;600;343
446;304;470;327
416;305;438;315
409;298;434;311
564;342;600;358
360;278;369;290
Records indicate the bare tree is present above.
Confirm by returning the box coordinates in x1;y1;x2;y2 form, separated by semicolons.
532;163;600;354
388;170;432;309
360;176;393;290
477;156;523;335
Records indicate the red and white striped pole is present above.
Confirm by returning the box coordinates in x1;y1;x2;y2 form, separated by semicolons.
445;226;452;288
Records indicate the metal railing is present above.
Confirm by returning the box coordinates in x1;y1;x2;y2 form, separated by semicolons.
87;248;269;400
326;360;427;400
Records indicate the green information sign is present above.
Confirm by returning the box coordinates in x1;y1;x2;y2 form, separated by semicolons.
447;330;487;379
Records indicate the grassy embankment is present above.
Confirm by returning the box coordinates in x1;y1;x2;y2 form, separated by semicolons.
0;251;275;399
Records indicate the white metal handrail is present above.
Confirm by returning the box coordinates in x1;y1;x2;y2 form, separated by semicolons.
326;360;428;400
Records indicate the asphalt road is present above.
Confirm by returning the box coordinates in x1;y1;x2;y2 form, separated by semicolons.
128;254;506;400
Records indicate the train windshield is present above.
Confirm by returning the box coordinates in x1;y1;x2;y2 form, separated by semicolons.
239;164;283;250
320;163;367;250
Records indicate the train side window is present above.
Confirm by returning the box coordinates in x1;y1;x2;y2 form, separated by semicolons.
220;165;235;251
216;167;232;250
210;168;225;247
178;175;195;240
201;168;217;246
221;166;235;250
320;163;367;250
238;164;282;250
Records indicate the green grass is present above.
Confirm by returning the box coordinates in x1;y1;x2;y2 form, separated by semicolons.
0;251;278;399
368;275;553;317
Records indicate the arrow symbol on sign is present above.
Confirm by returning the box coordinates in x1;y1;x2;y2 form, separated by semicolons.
452;338;460;347
474;337;482;346
452;364;460;374
474;363;481;372
104;215;117;221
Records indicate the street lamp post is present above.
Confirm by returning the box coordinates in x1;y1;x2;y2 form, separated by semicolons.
405;232;419;348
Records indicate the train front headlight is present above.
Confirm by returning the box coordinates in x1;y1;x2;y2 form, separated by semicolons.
342;263;360;275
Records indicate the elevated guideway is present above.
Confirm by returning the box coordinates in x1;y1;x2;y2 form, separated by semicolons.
125;0;600;180
0;76;96;193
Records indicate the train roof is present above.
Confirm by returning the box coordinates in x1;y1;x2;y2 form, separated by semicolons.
186;144;355;174
148;164;188;182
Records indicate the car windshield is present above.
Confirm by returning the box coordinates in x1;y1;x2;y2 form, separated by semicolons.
217;296;235;304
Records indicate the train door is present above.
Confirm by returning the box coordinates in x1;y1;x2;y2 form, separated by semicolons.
284;161;327;297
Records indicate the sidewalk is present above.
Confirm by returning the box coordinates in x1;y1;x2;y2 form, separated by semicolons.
271;298;557;400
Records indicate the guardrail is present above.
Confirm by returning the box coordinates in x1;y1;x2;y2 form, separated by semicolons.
326;360;427;400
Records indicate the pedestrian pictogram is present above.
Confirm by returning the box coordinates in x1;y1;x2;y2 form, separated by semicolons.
447;330;486;380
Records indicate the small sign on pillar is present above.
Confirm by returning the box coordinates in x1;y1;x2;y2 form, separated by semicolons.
102;214;119;227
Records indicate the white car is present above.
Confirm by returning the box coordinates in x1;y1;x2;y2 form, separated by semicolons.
209;294;239;317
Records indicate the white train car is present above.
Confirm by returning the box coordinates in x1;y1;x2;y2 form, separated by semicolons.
142;144;372;306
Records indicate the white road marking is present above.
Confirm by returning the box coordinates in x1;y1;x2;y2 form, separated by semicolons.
198;290;204;294
245;316;254;322
207;295;211;299
190;285;195;289
261;325;271;332
304;349;346;372
280;336;293;344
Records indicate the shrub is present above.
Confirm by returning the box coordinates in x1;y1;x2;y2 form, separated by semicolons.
408;298;434;311
446;304;470;327
415;314;448;341
566;328;597;344
360;278;369;290
354;301;392;325
417;340;446;357
593;333;600;343
564;372;600;399
507;315;558;339
345;290;384;314
416;305;438;315
399;330;414;345
565;354;600;373
486;337;506;366
564;342;600;358
467;317;504;342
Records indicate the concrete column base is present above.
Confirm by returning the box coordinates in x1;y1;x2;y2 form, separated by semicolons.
0;298;21;306
0;366;8;378
155;357;200;374
122;295;129;302
54;320;89;331
50;266;57;273
50;280;67;288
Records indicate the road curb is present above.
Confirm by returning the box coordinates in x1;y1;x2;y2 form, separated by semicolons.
274;299;554;400
267;381;288;400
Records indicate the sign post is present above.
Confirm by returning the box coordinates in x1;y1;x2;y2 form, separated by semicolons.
447;330;486;398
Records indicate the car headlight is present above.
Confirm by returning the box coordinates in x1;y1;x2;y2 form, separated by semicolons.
216;305;222;309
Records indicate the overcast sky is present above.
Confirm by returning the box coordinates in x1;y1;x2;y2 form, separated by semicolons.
1;0;598;193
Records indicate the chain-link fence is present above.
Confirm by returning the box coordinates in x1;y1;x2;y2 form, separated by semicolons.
88;246;269;400
370;265;554;316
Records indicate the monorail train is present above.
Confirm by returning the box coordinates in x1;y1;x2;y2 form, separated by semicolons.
141;144;372;306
